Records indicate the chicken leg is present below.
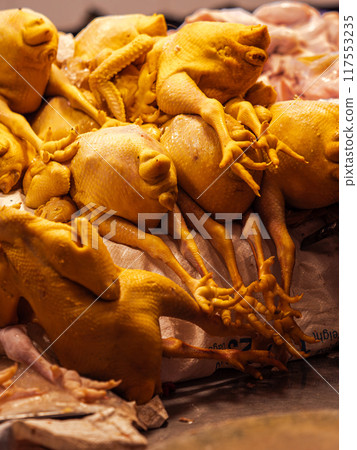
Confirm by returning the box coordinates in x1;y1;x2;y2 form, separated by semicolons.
0;325;120;403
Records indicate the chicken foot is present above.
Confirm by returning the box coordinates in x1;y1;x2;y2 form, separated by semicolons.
176;190;283;332
225;98;308;169
92;212;237;314
0;96;77;160
244;215;318;357
162;337;287;380
0;325;120;403
0;363;42;404
156;72;267;193
88;34;155;121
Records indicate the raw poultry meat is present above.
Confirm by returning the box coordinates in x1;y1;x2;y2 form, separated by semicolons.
0;207;288;404
0;326;120;402
185;1;339;101
254;99;339;292
0;7;338;414
0;8;119;156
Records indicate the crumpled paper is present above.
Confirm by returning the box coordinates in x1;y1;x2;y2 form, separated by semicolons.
0;191;338;383
0;407;148;449
0;354;167;448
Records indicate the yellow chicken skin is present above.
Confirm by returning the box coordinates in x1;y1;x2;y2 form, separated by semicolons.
69;125;239;312
0;8;118;156
62;14;168;121
74;14;167;61
130;22;275;192
161;114;263;214
31;96;100;142
0;123;36;194
255;100;339;293
159;112;315;350
70;125;178;223
0;207;289;404
23;159;71;208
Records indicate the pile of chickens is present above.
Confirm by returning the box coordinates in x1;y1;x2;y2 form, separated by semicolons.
0;3;338;410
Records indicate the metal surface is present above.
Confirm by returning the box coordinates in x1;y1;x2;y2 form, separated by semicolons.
146;353;339;447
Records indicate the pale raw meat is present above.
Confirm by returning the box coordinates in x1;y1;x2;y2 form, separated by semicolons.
185;1;339;101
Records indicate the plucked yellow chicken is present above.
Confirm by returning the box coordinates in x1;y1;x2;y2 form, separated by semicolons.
0;8;119;157
0;207;288;404
159;112;309;350
69;125;246;314
0;123;35;194
59;16;289;193
27;118;309;350
67;14;167;122
254;100;339;293
159;100;338;351
131;22;278;193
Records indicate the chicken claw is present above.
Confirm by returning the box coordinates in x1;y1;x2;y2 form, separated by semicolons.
273;316;319;358
0;363;42;403
257;122;308;168
226;100;307;170
0;325;120;403
191;273;236;314
244;217;318;354
247;256;303;317
40;128;78;163
219;139;267;171
245;216;303;315
162;337;287;378
0;363;18;386
50;365;121;403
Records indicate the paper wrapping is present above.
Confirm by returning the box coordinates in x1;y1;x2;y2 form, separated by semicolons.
0;191;338;383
